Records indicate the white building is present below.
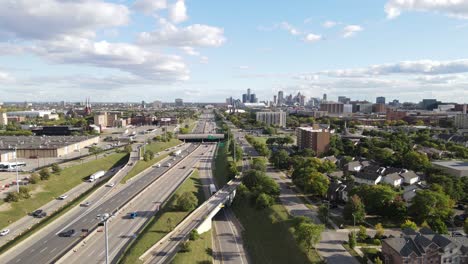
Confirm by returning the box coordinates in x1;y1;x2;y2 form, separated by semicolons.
256;111;287;127
454;114;468;129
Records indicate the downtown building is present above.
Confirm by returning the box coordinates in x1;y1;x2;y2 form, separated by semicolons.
256;111;287;127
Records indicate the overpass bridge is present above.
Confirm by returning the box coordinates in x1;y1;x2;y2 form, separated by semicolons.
140;179;240;264
177;133;225;142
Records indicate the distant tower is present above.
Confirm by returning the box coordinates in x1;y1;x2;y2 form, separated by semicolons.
323;93;327;102
84;97;92;116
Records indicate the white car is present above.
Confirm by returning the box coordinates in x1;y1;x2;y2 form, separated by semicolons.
106;183;115;187
155;164;161;168
166;163;172;167
0;229;10;236
58;195;68;200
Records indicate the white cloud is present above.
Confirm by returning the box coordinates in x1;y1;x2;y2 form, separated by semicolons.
180;46;199;56
0;0;129;40
169;0;188;23
280;22;301;35
322;20;337;28
133;0;167;14
313;59;468;77
304;33;322;43
238;66;249;70
342;25;363;38
0;71;11;82
385;0;468;19
138;19;226;47
28;36;189;82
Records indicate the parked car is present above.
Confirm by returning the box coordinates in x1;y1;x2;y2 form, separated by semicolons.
0;229;10;236
452;231;464;237
58;195;68;200
59;229;76;237
32;209;47;218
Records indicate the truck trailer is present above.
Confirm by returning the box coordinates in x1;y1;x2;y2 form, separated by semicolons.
89;170;106;182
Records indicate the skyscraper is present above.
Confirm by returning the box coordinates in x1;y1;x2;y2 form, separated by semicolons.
273;95;277;105
376;96;386;104
278;91;284;105
323;93;327;102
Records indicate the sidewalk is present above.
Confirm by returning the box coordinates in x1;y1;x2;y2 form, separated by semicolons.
267;167;359;264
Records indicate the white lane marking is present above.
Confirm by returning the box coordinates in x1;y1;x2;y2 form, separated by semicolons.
30;248;35;253
43;240;47;244
99;250;105;257
51;247;57;253
15;258;21;263
88;249;96;257
40;247;48;253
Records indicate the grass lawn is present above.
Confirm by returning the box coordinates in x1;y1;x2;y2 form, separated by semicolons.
119;170;206;264
171;230;212;264
252;136;267;145
121;139;181;184
232;200;322;264
0;152;128;229
361;247;382;262
365;216;401;228
213;141;230;187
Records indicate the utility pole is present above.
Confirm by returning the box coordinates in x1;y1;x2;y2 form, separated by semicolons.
97;214;110;264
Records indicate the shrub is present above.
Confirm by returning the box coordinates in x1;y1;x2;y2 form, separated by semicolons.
51;163;61;174
29;173;40;184
358;225;367;242
348;232;357;249
5;192;20;202
255;193;274;209
189;230;200;241
39;168;51;180
179;241;191;252
175;192;198;211
19;186;31;199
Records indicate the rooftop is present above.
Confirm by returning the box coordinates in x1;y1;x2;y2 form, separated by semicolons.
0;136;98;150
432;160;468;171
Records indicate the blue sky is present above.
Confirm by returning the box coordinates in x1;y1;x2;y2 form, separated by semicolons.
1;0;468;103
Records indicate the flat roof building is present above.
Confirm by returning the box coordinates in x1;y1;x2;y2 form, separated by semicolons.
432;160;468;177
256;111;287;127
0;136;99;158
296;126;331;155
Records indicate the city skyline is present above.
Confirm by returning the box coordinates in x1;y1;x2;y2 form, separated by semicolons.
1;1;468;103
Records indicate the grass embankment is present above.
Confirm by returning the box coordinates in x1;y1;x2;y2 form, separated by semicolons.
119;170;206;264
121;139;181;184
233;201;322;264
171;231;212;264
213;142;230;187
0;153;128;228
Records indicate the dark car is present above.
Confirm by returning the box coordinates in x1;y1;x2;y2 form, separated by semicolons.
457;204;465;210
59;229;76;237
129;212;138;219
32;209;47;218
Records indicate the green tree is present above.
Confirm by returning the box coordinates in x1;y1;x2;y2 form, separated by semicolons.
189;230;200;241
348;231;357;249
29;173;40;184
409;190;454;224
89;146;103;160
375;223;385;239
175;192;198;211
375;257;383;264
255;193;274;209
271;149;291;170
179;241;191;252
358;225;367;241
39;168;51;180
251;158;267;172
464;219;468;234
428;218;448;234
304;172;329;197
294;222;325;253
351;185;398;217
51;163;61;174
402;151;431;172
343;195;366;224
167;217;174;231
227;161;238;179
4;192;20;202
124;145;132;153
401;220;418;231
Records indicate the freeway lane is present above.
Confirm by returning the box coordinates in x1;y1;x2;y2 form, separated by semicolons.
2;144;199;264
62;144;213;264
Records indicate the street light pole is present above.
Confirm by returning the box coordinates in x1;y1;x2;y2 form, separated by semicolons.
15;147;19;193
104;220;109;264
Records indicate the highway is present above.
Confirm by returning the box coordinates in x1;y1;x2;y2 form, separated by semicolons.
142;179;242;264
62;144;214;264
0;143;198;264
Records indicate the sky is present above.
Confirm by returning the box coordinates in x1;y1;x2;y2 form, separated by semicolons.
1;0;468;103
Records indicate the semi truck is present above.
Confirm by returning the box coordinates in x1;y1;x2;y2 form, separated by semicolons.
89;170;106;182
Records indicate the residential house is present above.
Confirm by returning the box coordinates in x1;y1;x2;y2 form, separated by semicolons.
345;161;362;172
354;165;385;185
327;181;347;203
383;172;403;187
400;170;420;185
382;228;468;264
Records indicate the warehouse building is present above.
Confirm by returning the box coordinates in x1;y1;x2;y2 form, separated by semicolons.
0;136;99;158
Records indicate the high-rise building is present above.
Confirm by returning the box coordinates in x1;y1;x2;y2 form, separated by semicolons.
372;103;386;113
323;93;327;102
141;100;146;109
376;97;386;104
242;94;248;103
320;102;344;114
250;94;257;103
420;99;438;110
296;126;331;155
175;98;184;107
256;111;287;127
338;96;351;104
273;95;277;105
455;104;468;128
0;113;7;126
278;91;284;105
